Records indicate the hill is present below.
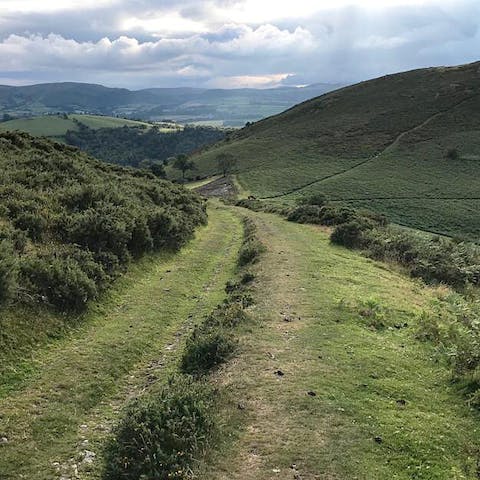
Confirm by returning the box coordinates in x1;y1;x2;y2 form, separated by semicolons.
0;131;206;361
0;114;152;142
0;82;343;127
192;61;480;240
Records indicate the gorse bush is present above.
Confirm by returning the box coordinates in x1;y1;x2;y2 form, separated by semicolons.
180;325;237;376
103;376;216;480
238;218;265;266
0;240;17;307
298;193;327;207
20;248;105;311
0;132;207;312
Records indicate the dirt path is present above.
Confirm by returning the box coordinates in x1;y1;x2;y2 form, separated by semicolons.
203;209;480;480
0;203;243;480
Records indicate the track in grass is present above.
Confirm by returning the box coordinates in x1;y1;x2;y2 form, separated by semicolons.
0;203;243;480
202;208;480;480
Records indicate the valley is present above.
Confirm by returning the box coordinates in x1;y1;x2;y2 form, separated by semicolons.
1;61;480;480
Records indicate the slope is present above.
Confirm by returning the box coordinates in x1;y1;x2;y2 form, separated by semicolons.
0;114;152;141
192;61;480;240
202;207;480;480
0;203;243;480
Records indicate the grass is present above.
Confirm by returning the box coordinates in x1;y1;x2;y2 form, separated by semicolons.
192;61;480;240
0;114;151;140
202;208;480;479
0;203;243;480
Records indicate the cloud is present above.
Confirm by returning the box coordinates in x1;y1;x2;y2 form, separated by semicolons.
0;0;479;88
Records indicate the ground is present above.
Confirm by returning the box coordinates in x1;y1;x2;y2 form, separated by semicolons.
1;201;479;479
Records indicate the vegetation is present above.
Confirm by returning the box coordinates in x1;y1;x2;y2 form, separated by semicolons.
0;131;206;312
104;376;217;480
0;113;151;141
173;154;197;181
216;153;237;177
65;123;225;168
105;209;260;478
0;204;243;480
203;209;480;480
193;61;480;240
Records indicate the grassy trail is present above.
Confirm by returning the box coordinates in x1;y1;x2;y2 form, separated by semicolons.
0;204;243;480
204;209;480;479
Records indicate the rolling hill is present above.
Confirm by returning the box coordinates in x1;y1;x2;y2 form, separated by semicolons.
192;61;480;240
0;114;152;142
0;82;343;127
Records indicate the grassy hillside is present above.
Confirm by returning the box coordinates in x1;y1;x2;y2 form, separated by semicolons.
0;131;206;362
202;208;480;480
0;114;152;141
193;61;480;240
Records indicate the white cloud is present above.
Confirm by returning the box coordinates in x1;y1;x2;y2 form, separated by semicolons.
0;0;118;14
207;73;292;88
0;0;478;88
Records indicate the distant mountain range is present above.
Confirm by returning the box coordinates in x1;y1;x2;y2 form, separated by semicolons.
0;82;344;127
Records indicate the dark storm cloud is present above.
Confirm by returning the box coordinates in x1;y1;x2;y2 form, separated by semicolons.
0;0;479;88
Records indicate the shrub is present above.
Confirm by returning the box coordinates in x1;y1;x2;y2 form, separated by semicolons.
20;252;99;311
330;220;371;248
180;325;237;376
287;205;323;224
204;301;249;329
13;212;48;241
298;193;327;207
238;218;265;267
0;240;17;306
103;376;216;480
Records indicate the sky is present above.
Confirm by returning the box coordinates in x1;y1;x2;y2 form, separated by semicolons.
0;0;478;89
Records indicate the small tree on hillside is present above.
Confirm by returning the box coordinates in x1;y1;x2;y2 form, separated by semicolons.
173;154;196;181
216;153;237;177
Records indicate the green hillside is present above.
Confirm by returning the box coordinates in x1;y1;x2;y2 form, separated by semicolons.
0;114;152;141
0;131;206;363
192;62;480;240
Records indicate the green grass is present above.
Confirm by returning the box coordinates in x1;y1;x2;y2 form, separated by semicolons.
202;208;480;479
0;203;243;480
0;114;151;139
192;62;480;240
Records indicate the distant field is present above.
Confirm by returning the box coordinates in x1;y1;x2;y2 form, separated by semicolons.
0;114;152;139
193;62;480;241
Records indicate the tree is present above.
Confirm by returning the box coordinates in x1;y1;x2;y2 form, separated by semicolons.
216;153;237;177
173;154;196;181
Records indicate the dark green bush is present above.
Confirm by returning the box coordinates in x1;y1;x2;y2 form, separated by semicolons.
238;218;265;267
103;376;216;480
0;240;17;306
287;205;323;224
0;132;207;312
20;251;101;311
204;301;249;329
298;193;327;207
13;212;48;241
180;325;237;376
331;220;371;248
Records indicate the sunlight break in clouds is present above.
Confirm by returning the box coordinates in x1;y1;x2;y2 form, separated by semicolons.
0;0;477;88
